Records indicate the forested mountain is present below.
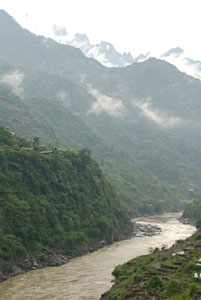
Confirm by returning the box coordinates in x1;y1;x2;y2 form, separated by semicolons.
0;10;105;82
0;127;132;261
0;77;176;215
1;9;201;216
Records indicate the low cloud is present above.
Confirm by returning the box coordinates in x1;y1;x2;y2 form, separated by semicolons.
88;87;124;117
1;71;24;98
57;91;67;101
134;100;181;127
56;91;71;107
161;52;201;81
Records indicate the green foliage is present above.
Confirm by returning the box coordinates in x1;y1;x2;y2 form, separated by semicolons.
108;288;125;300
2;10;201;218
33;136;40;151
0;233;26;260
166;280;182;297
183;197;201;229
196;218;201;230
106;233;201;299
0;127;131;260
147;276;164;295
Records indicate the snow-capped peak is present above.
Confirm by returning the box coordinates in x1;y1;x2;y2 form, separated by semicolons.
51;25;135;68
50;25;201;80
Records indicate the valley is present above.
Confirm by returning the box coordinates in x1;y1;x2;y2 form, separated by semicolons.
0;8;201;299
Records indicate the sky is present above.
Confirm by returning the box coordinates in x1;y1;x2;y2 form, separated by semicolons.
1;0;201;60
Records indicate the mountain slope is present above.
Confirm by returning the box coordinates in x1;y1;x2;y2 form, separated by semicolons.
101;231;201;300
0;127;132;261
51;27;135;67
0;75;177;216
1;10;201;214
50;23;201;81
0;10;105;82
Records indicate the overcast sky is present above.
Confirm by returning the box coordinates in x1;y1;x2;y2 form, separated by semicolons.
1;0;201;59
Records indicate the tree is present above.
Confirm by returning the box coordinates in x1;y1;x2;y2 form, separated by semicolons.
196;218;201;231
147;276;163;296
166;280;182;297
33;136;40;151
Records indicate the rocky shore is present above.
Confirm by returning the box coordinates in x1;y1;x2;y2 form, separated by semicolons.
0;221;162;283
0;225;134;283
132;222;162;238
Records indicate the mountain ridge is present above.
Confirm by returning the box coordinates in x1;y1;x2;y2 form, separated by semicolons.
1;10;201;215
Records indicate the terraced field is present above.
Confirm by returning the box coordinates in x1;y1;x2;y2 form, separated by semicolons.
101;232;201;299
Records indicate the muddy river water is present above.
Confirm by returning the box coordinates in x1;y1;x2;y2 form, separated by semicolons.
0;212;196;300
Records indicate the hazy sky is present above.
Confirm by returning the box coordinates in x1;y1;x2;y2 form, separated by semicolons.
1;0;201;59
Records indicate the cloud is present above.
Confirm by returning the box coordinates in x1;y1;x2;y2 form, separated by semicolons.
87;87;124;117
1;71;24;98
56;90;71;107
160;52;201;81
57;91;67;101
134;100;181;127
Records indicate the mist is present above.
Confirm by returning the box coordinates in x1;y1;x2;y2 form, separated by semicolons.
134;100;181;127
1;70;24;98
87;87;124;117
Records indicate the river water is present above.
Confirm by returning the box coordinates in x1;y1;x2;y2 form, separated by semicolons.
0;212;196;300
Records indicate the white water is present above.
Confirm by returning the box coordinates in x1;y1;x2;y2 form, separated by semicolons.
0;212;196;300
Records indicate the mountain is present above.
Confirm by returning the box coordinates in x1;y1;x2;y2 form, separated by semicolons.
50;24;201;82
0;126;132;263
0;69;175;216
0;10;105;82
162;47;184;57
132;47;201;82
160;47;201;81
52;25;135;67
51;23;201;81
1;9;201;216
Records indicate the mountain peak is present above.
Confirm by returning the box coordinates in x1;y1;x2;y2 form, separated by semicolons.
99;41;115;52
51;29;134;67
162;47;184;57
52;25;68;37
0;9;10;16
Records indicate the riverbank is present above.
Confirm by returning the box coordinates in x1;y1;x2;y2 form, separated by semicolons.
0;221;162;283
100;231;201;300
0;212;196;300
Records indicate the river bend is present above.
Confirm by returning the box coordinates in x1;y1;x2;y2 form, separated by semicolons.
0;212;196;300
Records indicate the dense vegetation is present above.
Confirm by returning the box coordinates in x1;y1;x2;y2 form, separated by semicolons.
101;232;201;300
0;127;131;261
183;198;201;230
1;9;201;217
0;66;182;217
102;205;201;299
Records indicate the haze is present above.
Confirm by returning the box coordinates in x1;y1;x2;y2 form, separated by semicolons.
1;0;201;60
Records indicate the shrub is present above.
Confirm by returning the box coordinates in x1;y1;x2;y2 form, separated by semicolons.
166;280;182;296
147;276;164;295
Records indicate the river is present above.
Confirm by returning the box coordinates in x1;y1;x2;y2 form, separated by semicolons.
0;212;196;300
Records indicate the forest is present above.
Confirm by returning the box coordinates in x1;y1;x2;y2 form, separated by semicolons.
0;127;131;261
